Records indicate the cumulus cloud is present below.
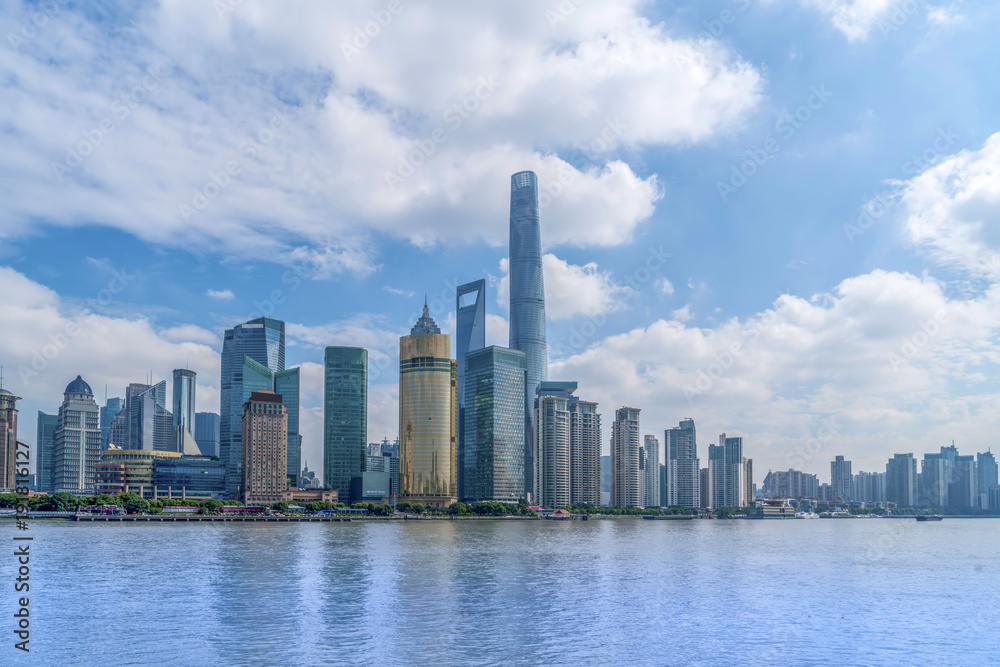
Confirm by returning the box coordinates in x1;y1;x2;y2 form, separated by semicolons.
796;0;922;41
657;278;675;296
0;1;761;274
206;289;235;300
496;254;633;321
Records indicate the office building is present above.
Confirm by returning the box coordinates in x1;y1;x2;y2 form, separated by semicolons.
195;412;221;458
241;391;288;505
978;451;998;510
831;455;852;502
463;346;526;504
154;456;226;501
708;434;745;509
456;279;486;499
886;453;918;507
172;368;196;440
611;407;641;508
220;316;285;498
643;435;660;508
0;388;20;492
350;471;392;503
399;302;457;507
273;368;300;488
36;411;59;494
324;346;368;504
508;171;547;495
99;446;183;498
665;418;700;508
570;398;601;506
365;451;399;499
99;396;124;451
119;380;175;452
53;376;101;494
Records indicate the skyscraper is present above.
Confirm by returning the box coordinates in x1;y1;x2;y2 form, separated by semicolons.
569;398;601;506
399;302;457;507
708;434;745;509
533;381;573;508
611;407;641;509
643;435;660;508
274;369;301;488
220;317;285;498
920;452;948;508
665;418;700;508
172;369;196;442
324;346;368;504
509;170;547;493
463;346;526;504
194;412;221;457
977;451;998;510
0;388;20;492
53;376;101;494
831;455;852;502
127;381;174;452
886;453;918;507
456;278;486;499
36;411;58;494
241;390;288;505
99;396;124;451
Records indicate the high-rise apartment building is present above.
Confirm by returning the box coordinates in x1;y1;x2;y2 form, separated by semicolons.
643;435;660;508
852;471;886;504
194;412;220;458
220;317;285;498
533;382;573;508
708;434;745;509
743;457;754;506
0;388;20;492
399;302;457;507
36;411;58;494
950;454;978;509
700;468;711;509
324;346;368;504
241;391;288;505
611;407;641;509
886;453;918;507
53;376;101;494
463;346;526;504
977;451;998;510
831;455;852;502
920;453;949;508
570;398;601;506
761;469;819;498
99;396;123;451
665;418;700;508
508;171;547;496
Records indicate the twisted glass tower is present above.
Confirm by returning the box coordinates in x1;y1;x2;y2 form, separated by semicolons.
509;171;548;397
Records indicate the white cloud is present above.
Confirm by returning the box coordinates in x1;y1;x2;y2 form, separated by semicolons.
383;286;414;297
496;254;633;321
671;305;693;322
897;132;1000;278
206;289;235;300
795;0;920;41
0;1;762;274
657;278;675;296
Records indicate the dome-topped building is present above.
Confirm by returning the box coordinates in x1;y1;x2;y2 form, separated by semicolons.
65;375;93;395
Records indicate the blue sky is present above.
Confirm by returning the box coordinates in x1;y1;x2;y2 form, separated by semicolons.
3;0;1000;483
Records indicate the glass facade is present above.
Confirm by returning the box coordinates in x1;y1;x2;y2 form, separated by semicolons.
194;412;220;458
324;347;368;503
36;411;58;494
456;279;486;500
399;304;457;506
154;456;226;499
463;346;526;504
274;368;301;488
128;381;174;452
172;369;197;439
99;397;123;451
220;317;285;498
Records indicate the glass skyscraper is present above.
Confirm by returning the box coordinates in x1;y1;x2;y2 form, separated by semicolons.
172;369;196;441
274;369;301;488
456;279;486;499
463;346;526;504
220;317;285;498
323;346;368;503
99;397;123;451
399;302;457;507
194;412;220;458
665;418;700;508
509;171;547;493
36;411;58;494
127;381;174;452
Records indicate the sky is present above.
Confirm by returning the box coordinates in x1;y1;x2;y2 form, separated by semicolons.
2;0;1000;485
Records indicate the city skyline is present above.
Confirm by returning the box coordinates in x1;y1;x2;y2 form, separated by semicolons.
6;2;1000;485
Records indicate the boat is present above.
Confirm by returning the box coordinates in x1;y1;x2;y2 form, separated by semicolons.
819;510;854;518
916;515;944;521
794;512;819;519
642;514;695;520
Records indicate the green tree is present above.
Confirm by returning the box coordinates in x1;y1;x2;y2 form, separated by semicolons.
119;492;149;514
40;492;81;512
272;501;290;513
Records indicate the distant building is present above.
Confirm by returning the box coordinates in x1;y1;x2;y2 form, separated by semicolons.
743;458;754;507
99;397;124;451
665;418;700;508
831;455;852;502
99;447;183;498
456;279;487;500
195;412;221;458
399;302;457;508
463;346;526;504
699;468;710;509
978;451;998;510
534;382;573;508
570;397;601;506
241;391;288;505
950;454;978;509
365;452;399;499
643;435;660;508
600;455;611;506
154;456;226;501
761;469;819;499
36;411;59;494
852;471;886;504
351;471;392;503
324;346;368;504
220;316;285;499
708;434;745;508
611;407;641;509
53;376;102;494
172;369;197;446
885;453;918;507
300;461;319;489
0;388;20;492
990;485;1000;511
920;453;949;508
